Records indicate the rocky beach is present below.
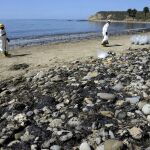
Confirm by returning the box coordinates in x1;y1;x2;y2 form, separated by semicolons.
2;0;150;149
0;45;150;149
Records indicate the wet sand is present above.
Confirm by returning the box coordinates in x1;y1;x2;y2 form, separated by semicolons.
0;33;150;81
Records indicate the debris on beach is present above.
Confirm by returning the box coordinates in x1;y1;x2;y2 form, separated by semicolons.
97;51;109;59
9;63;29;70
0;48;150;149
131;35;150;45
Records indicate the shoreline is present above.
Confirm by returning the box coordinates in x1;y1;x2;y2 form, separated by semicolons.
9;27;150;50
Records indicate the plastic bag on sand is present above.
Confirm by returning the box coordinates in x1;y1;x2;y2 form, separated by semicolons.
131;35;150;45
97;51;108;59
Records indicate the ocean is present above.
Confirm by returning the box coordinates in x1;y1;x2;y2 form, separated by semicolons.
1;19;150;48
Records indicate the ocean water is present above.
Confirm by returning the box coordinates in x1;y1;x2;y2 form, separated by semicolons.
1;19;150;48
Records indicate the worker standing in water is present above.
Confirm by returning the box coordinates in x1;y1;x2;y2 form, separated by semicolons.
0;23;10;57
101;20;111;47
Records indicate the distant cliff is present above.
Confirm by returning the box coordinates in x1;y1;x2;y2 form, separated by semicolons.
89;11;150;22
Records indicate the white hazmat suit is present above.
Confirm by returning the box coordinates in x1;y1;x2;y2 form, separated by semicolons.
102;22;110;45
0;28;8;53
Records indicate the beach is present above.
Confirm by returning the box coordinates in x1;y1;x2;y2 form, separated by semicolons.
1;31;150;149
0;34;150;149
2;1;150;149
0;33;150;81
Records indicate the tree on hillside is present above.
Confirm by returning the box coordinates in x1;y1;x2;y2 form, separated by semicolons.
132;9;137;19
127;9;137;19
127;9;132;17
143;7;149;18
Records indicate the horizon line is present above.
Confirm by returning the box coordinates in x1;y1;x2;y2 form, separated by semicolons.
0;18;88;20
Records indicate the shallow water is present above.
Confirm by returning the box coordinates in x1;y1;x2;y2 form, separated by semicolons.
1;19;150;47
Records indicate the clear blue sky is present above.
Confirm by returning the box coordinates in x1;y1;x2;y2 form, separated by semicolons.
0;0;150;19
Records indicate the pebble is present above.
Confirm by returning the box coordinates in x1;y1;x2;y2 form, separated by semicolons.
0;90;11;97
31;144;38;150
138;101;147;110
83;71;98;80
0;138;6;145
97;93;115;100
60;114;66;120
20;131;35;142
1;112;9;119
33;71;45;80
112;82;123;91
100;111;114;118
128;127;142;140
84;97;93;104
125;96;140;104
59;131;73;142
147;115;150;122
109;130;115;139
79;142;91;150
14;113;27;126
115;100;125;106
51;75;62;82
56;103;64;110
49;119;63;128
42;140;51;148
115;110;127;120
104;140;124;150
50;145;61;150
15;132;23;140
68;117;81;127
96;138;101;145
26;111;34;117
142;104;150;115
8;140;21;147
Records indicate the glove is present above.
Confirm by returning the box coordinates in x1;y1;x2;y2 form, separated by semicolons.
7;38;10;42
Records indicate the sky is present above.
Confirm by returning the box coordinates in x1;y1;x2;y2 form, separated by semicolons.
0;0;150;19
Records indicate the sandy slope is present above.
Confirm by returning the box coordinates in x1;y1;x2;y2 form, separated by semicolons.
0;33;150;81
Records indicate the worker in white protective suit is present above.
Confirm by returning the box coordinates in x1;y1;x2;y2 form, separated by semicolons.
101;20;111;46
0;23;10;57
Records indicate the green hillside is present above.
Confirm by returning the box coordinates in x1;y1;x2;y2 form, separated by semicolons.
89;11;150;22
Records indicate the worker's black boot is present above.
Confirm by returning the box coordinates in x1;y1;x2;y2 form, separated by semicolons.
101;41;107;47
105;40;109;44
4;51;11;57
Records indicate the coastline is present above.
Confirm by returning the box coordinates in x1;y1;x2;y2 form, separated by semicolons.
9;27;150;50
89;19;150;24
0;32;150;81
